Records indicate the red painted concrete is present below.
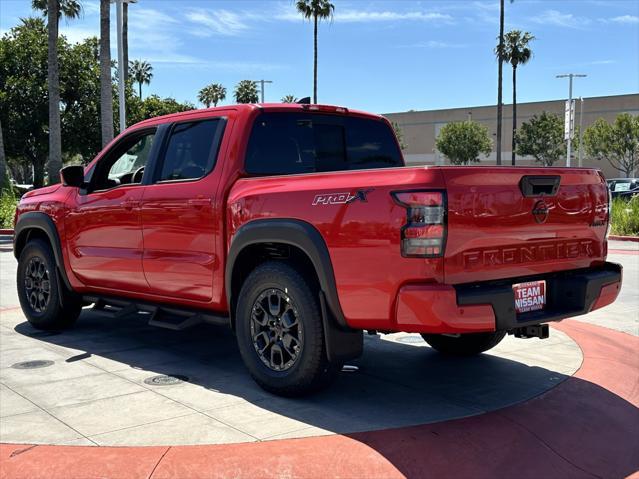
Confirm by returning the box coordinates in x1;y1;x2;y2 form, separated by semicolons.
0;229;13;236
609;235;639;243
1;320;638;479
609;249;639;255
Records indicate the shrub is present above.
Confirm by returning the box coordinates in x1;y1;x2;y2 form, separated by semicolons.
0;189;17;229
610;196;639;237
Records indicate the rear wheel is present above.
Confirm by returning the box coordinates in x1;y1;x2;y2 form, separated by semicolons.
17;239;81;331
421;331;506;356
235;261;339;396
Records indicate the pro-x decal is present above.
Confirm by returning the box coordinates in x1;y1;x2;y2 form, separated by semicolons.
312;189;374;206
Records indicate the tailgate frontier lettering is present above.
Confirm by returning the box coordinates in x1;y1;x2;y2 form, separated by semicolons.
462;239;597;269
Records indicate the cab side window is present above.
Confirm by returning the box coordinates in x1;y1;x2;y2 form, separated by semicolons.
90;130;156;192
157;119;225;182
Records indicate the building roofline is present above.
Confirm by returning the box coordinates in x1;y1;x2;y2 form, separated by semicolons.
383;92;639;117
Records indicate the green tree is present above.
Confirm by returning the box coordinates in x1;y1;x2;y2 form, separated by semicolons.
100;0;113;147
584;114;639;177
60;36;103;163
496;0;515;165
234;80;259;104
0;119;8;190
436;121;492;165
281;95;298;103
515;112;574;167
497;29;534;166
296;0;334;104
198;83;226;108
390;121;406;151
129;59;153;99
1;19;112;185
127;95;194;125
0;19;51;187
33;0;82;184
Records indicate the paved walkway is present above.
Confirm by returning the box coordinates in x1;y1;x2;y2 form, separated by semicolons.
1;320;637;479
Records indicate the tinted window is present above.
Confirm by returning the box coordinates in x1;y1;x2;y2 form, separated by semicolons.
244;115;315;175
158;119;224;182
245;113;402;175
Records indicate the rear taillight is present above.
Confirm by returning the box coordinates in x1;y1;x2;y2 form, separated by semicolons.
392;190;446;257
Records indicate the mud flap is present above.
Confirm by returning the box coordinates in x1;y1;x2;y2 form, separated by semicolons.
319;291;363;363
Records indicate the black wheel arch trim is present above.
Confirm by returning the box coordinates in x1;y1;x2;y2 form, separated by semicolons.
225;218;349;330
13;211;74;292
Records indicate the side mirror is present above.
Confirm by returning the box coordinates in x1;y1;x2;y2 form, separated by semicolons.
60;165;85;188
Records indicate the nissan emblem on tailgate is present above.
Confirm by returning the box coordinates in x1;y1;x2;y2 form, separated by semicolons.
532;200;549;224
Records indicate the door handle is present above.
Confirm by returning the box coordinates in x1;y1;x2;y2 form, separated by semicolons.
122;199;140;210
188;198;212;208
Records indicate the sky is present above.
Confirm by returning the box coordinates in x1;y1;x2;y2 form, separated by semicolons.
1;0;638;114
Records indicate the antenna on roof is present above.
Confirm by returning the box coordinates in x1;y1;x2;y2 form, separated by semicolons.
297;97;311;104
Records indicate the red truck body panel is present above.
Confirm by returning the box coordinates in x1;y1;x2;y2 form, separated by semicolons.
15;103;620;335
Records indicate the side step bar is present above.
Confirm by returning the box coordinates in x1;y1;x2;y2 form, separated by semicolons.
84;295;230;331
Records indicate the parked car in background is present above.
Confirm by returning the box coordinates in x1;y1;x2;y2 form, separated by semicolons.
607;178;639;200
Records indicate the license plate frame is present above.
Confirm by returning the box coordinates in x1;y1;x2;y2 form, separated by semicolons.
513;280;546;315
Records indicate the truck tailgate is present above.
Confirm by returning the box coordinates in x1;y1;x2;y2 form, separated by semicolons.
440;167;609;284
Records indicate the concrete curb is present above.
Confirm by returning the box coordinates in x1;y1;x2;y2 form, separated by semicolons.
609;234;639;242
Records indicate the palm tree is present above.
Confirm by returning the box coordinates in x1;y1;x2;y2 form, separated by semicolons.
100;0;113;147
496;0;514;166
198;83;226;108
33;0;82;184
130;60;153;99
498;30;534;166
32;0;81;17
296;0;334;104
281;95;298;103
123;1;128;84
234;80;259;104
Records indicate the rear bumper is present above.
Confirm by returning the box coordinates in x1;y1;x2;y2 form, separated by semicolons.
395;262;622;333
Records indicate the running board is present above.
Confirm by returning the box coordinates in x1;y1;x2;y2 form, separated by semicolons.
148;310;202;330
83;295;230;330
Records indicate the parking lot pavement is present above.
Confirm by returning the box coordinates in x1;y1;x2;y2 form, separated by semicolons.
0;239;636;450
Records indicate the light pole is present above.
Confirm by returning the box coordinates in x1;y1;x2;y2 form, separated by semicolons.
253;79;273;103
113;0;136;134
556;73;586;167
578;97;585;167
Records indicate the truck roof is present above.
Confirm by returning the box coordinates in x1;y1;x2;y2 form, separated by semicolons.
132;103;383;129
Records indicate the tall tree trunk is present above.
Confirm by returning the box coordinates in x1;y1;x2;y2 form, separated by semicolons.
100;0;114;147
313;13;318;104
511;66;517;166
496;0;504;166
123;2;128;84
0;119;8;190
47;0;62;185
139;82;142;99
33;158;45;189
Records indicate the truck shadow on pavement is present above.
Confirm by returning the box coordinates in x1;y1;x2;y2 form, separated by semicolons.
11;308;639;478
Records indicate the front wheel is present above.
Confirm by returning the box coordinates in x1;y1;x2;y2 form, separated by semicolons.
421;331;506;356
235;261;339;396
17;239;81;331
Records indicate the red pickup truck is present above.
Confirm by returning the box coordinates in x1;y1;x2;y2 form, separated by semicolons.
13;103;622;396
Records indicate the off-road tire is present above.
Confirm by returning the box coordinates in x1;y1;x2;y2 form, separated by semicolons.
17;239;81;331
421;331;507;356
235;261;339;396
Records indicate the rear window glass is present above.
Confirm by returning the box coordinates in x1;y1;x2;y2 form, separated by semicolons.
158;119;225;182
245;113;402;175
